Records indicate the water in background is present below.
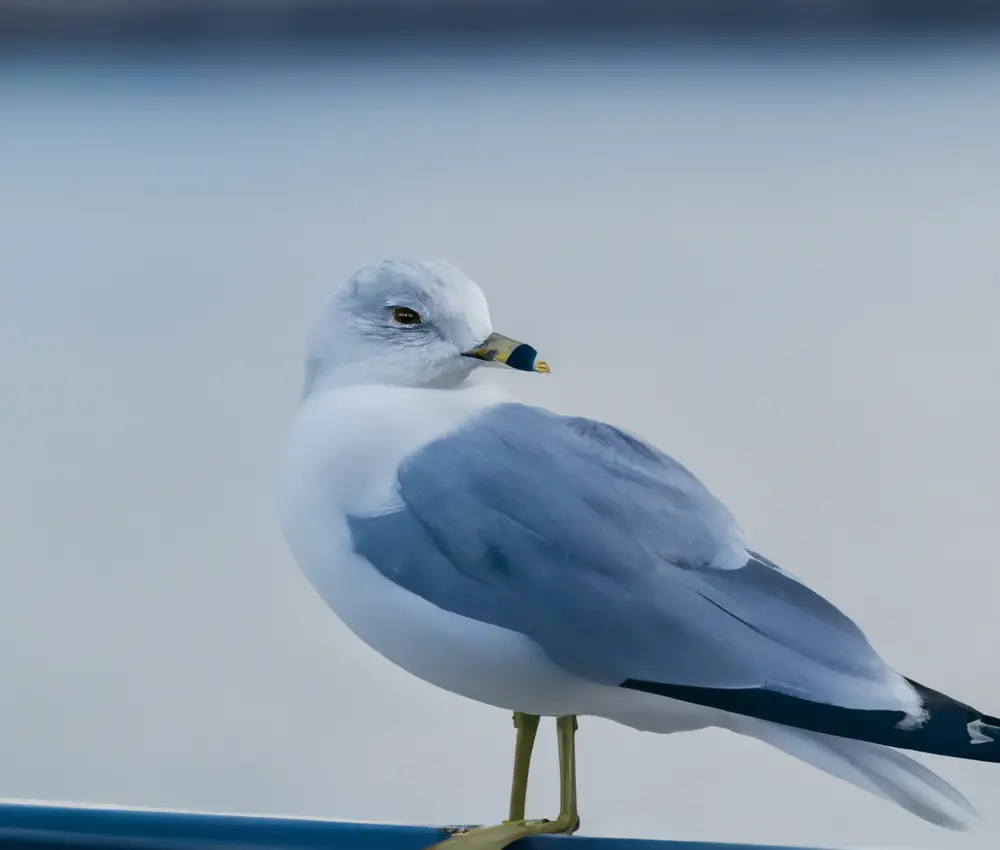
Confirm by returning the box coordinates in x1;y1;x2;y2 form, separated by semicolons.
1;37;999;849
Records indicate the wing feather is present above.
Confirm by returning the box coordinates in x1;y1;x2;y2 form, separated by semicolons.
348;403;915;713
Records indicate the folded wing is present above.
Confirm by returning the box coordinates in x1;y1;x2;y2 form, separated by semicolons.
347;402;917;715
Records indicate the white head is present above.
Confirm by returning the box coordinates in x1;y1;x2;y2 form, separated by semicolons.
302;259;547;395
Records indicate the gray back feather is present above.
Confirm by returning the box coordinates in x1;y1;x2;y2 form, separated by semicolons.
348;403;896;707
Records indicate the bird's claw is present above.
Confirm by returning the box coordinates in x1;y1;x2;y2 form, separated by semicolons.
429;816;577;850
443;825;484;835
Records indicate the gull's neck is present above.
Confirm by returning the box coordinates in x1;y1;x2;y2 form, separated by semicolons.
302;360;481;399
302;375;481;404
284;375;505;517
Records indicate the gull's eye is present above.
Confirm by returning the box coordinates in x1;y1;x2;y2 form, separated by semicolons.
391;306;422;326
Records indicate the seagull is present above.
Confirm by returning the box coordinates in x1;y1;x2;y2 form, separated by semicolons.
278;259;999;848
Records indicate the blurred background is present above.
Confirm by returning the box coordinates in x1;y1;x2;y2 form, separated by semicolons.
2;2;999;849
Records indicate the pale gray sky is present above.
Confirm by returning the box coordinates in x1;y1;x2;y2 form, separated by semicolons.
1;40;998;850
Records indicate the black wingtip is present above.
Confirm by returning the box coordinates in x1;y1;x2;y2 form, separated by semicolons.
622;677;1000;763
904;679;1000;761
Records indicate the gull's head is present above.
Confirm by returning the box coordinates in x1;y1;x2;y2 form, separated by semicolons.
302;259;548;395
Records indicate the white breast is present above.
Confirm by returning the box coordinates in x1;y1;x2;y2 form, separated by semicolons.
277;383;718;732
277;383;595;714
281;383;501;516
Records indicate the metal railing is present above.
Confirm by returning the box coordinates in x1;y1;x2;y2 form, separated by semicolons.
0;800;820;850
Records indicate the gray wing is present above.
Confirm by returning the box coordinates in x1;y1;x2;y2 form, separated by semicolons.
348;403;900;709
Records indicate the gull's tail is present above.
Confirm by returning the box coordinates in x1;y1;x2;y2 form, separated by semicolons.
729;716;978;830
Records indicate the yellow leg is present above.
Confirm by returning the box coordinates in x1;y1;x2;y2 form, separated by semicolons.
508;712;540;823
429;715;580;850
555;715;580;833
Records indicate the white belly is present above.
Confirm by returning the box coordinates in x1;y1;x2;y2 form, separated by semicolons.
306;540;598;715
278;383;715;732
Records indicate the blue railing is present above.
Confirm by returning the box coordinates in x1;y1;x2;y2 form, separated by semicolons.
0;801;815;850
